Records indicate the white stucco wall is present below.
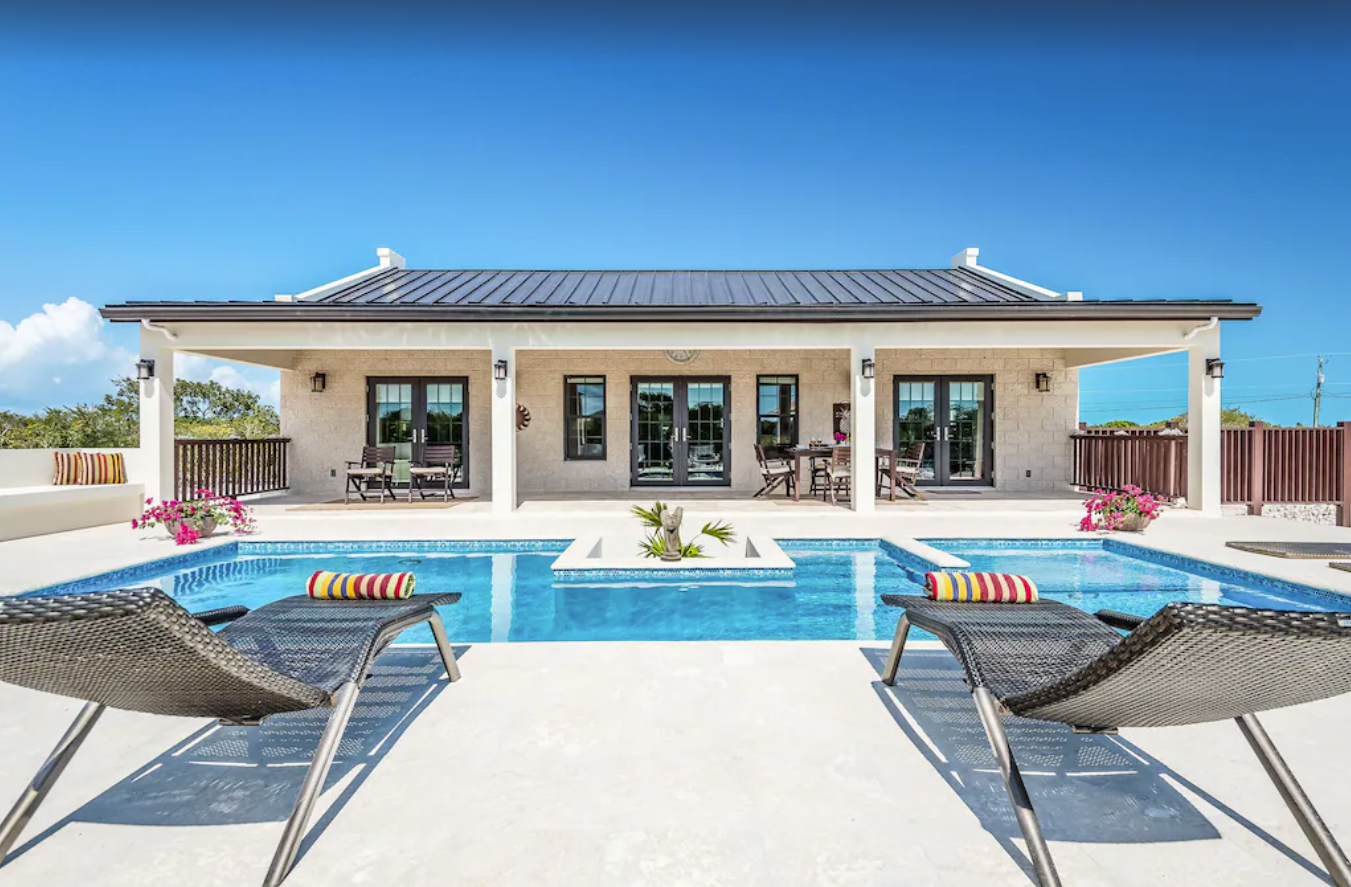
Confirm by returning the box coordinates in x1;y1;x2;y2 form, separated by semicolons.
281;350;493;498
278;346;1078;497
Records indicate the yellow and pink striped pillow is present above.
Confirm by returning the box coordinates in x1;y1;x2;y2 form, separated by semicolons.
306;570;416;600
924;572;1038;603
52;452;81;486
78;452;126;485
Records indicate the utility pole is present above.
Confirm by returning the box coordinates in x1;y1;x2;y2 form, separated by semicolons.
1314;355;1328;427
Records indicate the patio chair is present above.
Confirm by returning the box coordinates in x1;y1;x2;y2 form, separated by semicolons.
893;440;926;499
0;588;461;887
879;597;1351;887
344;445;395;504
753;444;795;498
408;444;458;502
826;446;851;505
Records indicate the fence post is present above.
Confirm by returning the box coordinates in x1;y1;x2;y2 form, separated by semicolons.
1340;422;1351;528
1249;421;1265;516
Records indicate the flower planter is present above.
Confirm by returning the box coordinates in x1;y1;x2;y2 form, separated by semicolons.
163;517;218;538
1114;513;1152;533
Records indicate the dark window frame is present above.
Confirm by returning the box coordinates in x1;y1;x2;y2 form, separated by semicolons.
563;375;607;461
756;374;799;455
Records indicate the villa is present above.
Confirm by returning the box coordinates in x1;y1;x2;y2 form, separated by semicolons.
99;246;1257;512
9;248;1351;887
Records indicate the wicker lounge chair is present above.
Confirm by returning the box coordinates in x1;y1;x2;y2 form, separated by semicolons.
344;445;395;504
408;444;458;502
0;588;461;886
880;597;1351;887
753;444;795;498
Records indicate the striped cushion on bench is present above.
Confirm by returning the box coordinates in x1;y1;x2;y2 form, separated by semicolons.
52;452;81;485
78;452;126;485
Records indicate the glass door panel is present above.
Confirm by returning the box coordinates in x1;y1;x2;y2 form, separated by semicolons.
634;381;676;484
685;380;727;483
894;375;992;486
894;380;937;480
945;380;987;482
424;380;466;487
369;377;469;489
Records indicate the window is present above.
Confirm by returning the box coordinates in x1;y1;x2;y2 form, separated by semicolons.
756;375;798;455
564;376;606;460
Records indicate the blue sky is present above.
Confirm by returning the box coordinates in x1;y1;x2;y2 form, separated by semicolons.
0;9;1347;424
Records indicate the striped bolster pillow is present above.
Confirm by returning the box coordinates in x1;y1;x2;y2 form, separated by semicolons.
52;452;81;485
77;452;127;485
925;572;1038;603
307;570;416;600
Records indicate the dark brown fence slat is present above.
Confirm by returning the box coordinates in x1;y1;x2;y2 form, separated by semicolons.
1073;424;1350;511
173;438;291;500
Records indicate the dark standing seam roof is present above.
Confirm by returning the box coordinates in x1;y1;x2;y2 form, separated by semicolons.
294;268;1054;307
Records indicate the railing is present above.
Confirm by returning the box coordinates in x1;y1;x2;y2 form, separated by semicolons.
1072;422;1351;525
175;438;290;501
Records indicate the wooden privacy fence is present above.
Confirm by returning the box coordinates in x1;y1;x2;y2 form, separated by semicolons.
1072;422;1351;526
175;438;290;501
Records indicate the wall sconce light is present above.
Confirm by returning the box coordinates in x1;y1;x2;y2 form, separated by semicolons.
1206;359;1225;379
494;359;509;381
1035;372;1051;393
310;372;327;393
136;358;155;381
861;358;875;379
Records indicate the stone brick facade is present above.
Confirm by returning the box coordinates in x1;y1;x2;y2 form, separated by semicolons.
280;347;1078;498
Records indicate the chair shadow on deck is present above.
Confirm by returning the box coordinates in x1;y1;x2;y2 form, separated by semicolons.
860;646;1335;886
1;646;468;871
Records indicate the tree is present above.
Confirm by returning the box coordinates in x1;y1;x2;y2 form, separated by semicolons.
0;377;280;448
1147;407;1261;430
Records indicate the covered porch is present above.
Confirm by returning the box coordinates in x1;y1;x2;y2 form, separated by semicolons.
134;320;1225;515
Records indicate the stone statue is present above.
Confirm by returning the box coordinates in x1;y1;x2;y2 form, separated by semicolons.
660;506;684;561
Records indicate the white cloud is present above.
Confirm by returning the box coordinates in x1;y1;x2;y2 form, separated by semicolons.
0;298;133;401
175;354;281;407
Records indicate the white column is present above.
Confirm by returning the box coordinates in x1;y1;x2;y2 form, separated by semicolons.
850;342;877;514
138;326;175;502
1186;328;1222;514
490;341;518;514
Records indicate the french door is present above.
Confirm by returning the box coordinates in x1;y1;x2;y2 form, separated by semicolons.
630;377;731;486
893;376;993;486
367;377;468;488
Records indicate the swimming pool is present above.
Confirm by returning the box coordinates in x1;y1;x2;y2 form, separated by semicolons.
23;537;1348;643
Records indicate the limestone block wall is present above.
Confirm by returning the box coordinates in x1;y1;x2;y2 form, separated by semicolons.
514;349;850;494
281;350;493;497
874;348;1079;492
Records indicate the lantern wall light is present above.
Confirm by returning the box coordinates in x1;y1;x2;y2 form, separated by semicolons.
136;358;155;380
310;372;327;393
494;359;509;381
1206;359;1225;379
1035;372;1051;393
860;358;875;379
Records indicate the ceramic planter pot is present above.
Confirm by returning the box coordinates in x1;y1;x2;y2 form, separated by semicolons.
1115;513;1152;533
164;516;218;538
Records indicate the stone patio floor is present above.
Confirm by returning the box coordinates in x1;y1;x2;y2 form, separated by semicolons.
1;496;1350;885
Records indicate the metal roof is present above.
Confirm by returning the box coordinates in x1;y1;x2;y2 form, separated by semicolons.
296;267;1053;307
100;266;1263;323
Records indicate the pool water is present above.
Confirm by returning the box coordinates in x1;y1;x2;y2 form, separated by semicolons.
28;539;1345;643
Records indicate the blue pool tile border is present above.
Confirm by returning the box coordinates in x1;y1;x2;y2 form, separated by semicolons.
24;541;243;597
240;539;572;555
919;536;1351;608
776;538;880;551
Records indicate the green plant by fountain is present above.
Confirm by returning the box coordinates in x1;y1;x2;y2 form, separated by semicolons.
632;502;735;560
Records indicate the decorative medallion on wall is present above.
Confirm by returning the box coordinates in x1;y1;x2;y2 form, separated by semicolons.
665;349;700;365
516;403;531;432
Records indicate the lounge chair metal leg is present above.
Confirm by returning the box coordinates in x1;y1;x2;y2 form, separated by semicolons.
263;682;360;887
972;687;1063;887
881;614;910;686
427;612;462;682
1237;713;1351;887
0;701;105;863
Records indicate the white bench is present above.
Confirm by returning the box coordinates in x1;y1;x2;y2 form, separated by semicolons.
0;483;146;541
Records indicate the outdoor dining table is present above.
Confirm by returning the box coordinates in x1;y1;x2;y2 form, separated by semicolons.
790;446;897;503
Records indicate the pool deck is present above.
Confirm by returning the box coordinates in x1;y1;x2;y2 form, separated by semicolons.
2;497;1351;885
